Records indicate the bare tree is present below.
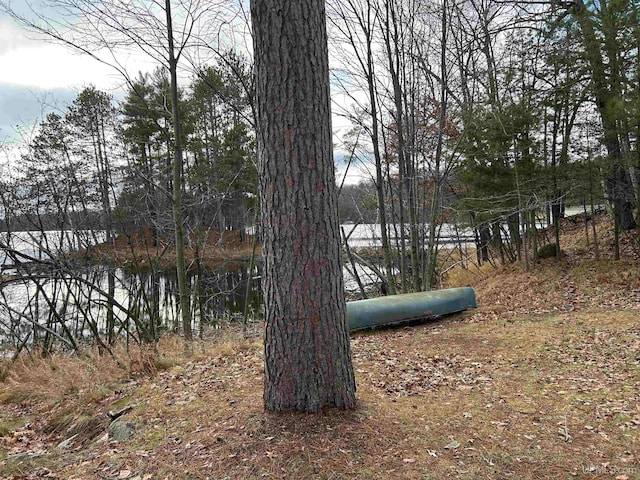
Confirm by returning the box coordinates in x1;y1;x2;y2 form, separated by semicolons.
328;0;397;294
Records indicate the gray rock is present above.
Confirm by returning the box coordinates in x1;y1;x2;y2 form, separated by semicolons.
57;433;79;449
108;420;135;441
6;452;45;463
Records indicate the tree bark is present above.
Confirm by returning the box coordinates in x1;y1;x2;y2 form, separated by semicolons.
251;0;356;412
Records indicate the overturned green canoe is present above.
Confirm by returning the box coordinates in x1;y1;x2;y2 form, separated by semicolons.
346;287;477;332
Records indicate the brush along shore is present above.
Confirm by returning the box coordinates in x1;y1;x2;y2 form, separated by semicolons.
79;227;260;272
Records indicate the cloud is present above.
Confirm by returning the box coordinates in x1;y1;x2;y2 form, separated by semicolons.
0;32;127;91
0;13;153;91
0;85;77;141
0;16;41;55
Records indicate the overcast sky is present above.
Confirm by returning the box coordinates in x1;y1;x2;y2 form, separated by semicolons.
1;16;88;139
0;8;155;142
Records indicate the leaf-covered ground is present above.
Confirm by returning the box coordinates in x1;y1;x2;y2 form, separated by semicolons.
1;215;639;479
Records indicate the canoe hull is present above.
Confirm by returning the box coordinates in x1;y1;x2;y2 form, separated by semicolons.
346;287;477;332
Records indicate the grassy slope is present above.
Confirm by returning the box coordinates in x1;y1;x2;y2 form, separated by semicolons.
1;215;639;480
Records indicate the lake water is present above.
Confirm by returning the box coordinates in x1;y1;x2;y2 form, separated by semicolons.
342;223;474;248
0;230;105;267
1;265;264;353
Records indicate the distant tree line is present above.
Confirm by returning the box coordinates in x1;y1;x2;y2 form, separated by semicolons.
0;212;102;233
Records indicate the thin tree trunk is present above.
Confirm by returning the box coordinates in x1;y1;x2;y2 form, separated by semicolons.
590;203;600;261
165;0;192;341
342;227;367;299
382;1;420;291
366;27;396;296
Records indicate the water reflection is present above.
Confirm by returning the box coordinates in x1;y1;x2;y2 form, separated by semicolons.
0;264;263;354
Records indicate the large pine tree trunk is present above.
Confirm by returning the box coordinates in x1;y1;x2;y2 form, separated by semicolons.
251;0;357;412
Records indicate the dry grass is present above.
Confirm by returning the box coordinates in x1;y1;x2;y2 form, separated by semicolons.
1;214;639;479
4;306;635;480
0;336;183;405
